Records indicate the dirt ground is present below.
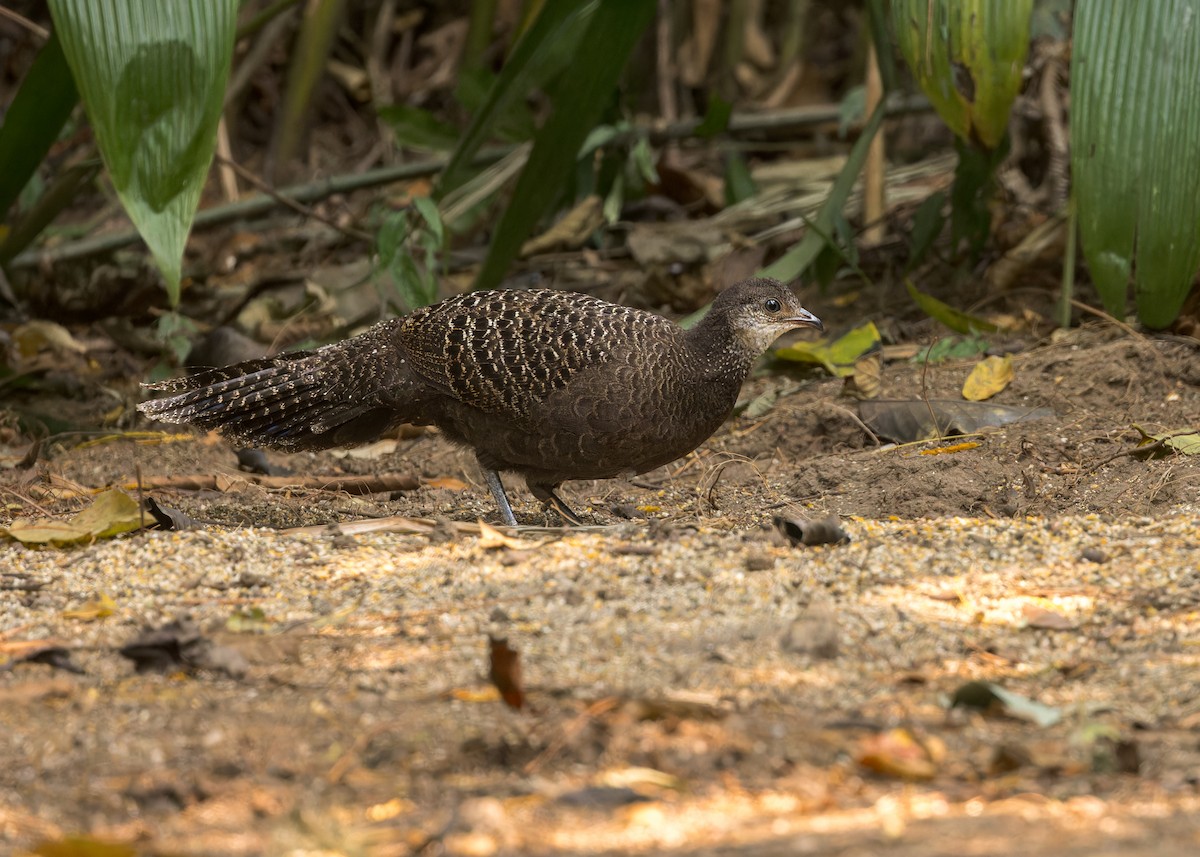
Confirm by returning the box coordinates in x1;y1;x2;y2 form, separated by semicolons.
2;316;1199;856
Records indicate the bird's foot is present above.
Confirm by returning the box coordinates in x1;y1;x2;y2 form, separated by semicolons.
543;491;584;527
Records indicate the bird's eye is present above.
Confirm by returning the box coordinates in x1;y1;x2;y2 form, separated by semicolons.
764;298;782;313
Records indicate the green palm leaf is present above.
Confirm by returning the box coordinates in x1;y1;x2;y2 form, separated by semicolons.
48;0;237;304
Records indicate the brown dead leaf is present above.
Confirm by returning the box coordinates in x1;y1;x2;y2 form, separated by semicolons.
845;353;882;399
521;195;604;256
488;637;525;711
0;678;75;705
1021;602;1076;630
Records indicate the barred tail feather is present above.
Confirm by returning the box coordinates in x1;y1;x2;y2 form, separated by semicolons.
137;350;404;452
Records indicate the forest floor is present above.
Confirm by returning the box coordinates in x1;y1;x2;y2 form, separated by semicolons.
2;313;1199;856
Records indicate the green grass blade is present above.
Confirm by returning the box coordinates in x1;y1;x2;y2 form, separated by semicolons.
271;0;344;174
0;161;101;264
473;0;656;292
0;34;79;222
48;0;237;304
1073;0;1200;328
760;101;886;283
437;1;594;199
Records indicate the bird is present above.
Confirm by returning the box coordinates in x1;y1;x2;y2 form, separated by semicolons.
137;278;822;526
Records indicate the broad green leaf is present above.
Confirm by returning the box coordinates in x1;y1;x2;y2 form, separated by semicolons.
48;1;237;304
906;279;1001;334
413;196;444;246
0;34;78;222
891;0;1032;150
1073;0;1200;328
950;136;1007;254
836;85;866;138
864;0;899;93
914;335;990;365
775;321;883;378
473;0;656;292
906;191;947;269
760;101;887;283
454;67;539;144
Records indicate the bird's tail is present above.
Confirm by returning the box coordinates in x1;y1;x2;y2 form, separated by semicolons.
138;331;415;451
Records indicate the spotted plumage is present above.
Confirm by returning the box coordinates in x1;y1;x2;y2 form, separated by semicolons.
138;278;822;525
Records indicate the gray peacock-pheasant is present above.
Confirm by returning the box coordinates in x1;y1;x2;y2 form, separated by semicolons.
138;277;822;525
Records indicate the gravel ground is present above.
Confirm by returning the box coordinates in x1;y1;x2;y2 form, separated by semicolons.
3;507;1199;855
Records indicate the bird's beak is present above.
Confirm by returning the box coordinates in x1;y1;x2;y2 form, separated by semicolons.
787;308;823;331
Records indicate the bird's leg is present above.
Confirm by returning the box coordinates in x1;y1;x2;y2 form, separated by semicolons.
482;467;518;527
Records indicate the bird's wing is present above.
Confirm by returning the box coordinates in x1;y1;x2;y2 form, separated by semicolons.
396;290;652;419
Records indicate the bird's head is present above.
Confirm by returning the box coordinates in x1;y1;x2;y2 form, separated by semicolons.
708;277;823;355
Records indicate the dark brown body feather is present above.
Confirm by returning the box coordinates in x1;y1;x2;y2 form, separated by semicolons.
139;279;821;522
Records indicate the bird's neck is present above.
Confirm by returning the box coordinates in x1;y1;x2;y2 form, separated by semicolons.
684;313;760;384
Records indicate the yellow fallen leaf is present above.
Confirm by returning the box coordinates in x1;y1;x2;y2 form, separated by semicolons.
477;520;540;551
450;686;501;703
2;489;143;545
856;728;944;780
426;476;469;491
962;354;1013;401
62;593;117;622
13;320;87;358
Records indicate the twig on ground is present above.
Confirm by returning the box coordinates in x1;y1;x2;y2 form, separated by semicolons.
124;472;421;494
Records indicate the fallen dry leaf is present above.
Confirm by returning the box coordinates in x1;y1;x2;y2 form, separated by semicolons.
426;476;469;491
488;636;525;711
477;520;541;551
963;355;1015;401
1021;602;1076;630
62;593;117;622
856;728;943;780
2;490;143;546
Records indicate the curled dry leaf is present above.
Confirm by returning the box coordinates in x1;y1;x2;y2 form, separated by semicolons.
773;514;850;547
